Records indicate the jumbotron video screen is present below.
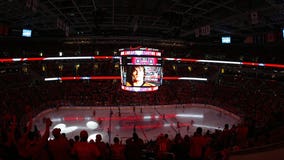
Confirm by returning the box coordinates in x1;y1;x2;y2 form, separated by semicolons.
120;48;163;92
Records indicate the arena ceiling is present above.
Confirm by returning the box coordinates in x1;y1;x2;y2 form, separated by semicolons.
1;0;284;45
0;1;283;112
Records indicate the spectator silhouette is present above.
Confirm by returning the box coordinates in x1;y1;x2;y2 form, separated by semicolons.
71;130;101;160
111;137;126;160
125;132;144;160
95;134;110;160
189;127;208;160
48;128;72;160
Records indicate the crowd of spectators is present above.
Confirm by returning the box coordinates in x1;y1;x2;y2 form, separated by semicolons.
0;57;283;159
1;112;252;160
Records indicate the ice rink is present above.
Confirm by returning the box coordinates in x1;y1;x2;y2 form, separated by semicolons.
33;104;240;143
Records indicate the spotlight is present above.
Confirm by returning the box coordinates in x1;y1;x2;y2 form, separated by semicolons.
86;121;99;130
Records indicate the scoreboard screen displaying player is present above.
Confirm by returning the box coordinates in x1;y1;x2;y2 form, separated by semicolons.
120;48;163;92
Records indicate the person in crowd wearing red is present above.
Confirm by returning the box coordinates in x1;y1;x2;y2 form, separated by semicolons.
48;128;72;160
18;118;52;160
156;133;173;160
236;122;248;147
189;127;208;160
71;130;101;160
110;137;126;160
219;124;231;149
125;132;144;160
95;134;110;160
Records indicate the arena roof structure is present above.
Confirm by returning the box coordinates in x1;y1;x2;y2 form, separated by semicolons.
1;0;284;46
0;1;283;86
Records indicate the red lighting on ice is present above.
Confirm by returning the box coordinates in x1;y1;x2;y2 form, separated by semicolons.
63;116;84;121
121;123;162;129
61;114;180;122
120;122;190;129
99;116;143;121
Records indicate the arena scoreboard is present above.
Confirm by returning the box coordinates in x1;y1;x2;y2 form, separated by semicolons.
120;47;163;92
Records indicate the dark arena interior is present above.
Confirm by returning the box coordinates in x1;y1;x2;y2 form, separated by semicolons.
1;0;284;160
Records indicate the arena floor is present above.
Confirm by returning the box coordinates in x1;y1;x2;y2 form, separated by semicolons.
33;104;240;143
